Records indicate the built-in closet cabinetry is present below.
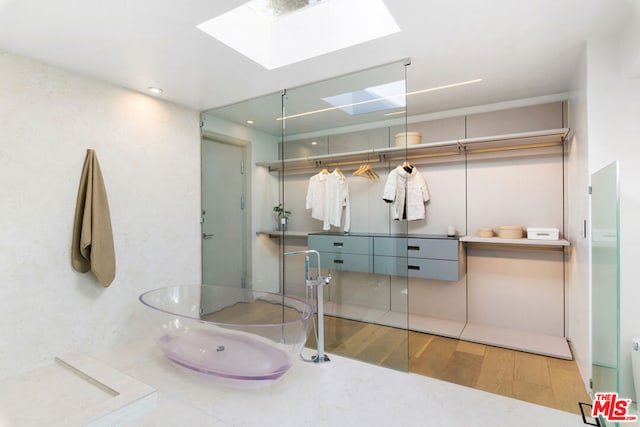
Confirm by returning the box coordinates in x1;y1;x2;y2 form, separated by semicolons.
260;102;572;360
307;233;373;273
308;233;460;281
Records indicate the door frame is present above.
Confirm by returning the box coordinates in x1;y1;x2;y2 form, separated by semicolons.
201;129;252;287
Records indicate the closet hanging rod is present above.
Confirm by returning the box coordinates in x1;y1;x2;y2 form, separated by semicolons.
268;157;381;172
268;163;316;172
464;140;563;155
382;149;462;163
260;128;570;172
318;158;382;168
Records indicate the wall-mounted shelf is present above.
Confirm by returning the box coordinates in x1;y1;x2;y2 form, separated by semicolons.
460;236;570;249
256;230;310;239
256;128;570;172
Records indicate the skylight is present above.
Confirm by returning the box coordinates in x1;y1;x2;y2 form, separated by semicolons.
322;80;406;115
245;0;328;21
197;0;400;70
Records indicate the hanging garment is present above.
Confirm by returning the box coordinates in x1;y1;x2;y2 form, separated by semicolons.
324;169;350;232
71;149;116;287
305;169;350;232
305;171;328;221
382;165;430;221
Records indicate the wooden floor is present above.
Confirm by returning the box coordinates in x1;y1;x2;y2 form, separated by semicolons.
202;302;590;415
309;316;590;415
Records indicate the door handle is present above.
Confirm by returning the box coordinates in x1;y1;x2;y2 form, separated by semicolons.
203;233;215;239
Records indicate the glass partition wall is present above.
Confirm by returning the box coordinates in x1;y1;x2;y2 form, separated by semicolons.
591;161;620;407
200;62;587;413
201;61;411;371
280;61;410;371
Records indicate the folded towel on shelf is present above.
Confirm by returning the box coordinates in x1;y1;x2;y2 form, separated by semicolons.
71;149;116;287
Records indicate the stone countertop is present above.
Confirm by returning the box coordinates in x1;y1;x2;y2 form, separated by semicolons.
92;339;585;427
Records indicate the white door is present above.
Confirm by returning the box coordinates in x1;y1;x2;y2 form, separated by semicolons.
202;138;247;288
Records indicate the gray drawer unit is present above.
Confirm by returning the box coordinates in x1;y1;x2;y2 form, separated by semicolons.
373;235;459;281
407;237;458;261
373;236;408;257
374;255;459;281
406;258;459;281
311;252;372;273
308;234;373;273
374;255;407;276
308;234;372;255
308;234;459;280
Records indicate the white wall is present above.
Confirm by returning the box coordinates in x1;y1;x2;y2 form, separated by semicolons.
587;33;640;400
566;44;591;389
0;52;202;379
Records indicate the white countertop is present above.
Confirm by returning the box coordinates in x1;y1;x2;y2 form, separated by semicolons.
91;339;587;427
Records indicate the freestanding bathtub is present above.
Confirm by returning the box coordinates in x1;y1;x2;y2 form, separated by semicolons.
138;285;313;387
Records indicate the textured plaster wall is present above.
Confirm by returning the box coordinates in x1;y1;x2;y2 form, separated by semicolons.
0;52;202;378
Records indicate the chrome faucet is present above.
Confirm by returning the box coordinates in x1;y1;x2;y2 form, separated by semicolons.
284;249;331;363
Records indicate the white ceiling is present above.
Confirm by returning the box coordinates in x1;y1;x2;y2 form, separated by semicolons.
0;0;633;120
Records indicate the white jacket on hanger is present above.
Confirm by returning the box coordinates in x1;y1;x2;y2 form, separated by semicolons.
382;165;429;221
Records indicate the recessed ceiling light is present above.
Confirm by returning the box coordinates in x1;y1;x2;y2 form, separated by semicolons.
197;0;400;70
148;86;163;95
311;141;318;145
247;120;255;124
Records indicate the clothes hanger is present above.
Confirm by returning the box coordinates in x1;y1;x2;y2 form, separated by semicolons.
321;168;329;174
362;164;375;180
366;165;380;179
333;166;344;177
353;163;379;180
402;160;414;172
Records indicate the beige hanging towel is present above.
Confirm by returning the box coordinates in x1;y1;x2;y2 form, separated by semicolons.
71;149;116;287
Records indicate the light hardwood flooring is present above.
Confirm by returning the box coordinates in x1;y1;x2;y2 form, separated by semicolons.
309;316;591;415
202;302;590;415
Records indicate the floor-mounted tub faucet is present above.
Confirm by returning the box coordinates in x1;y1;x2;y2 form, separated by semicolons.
283;249;331;363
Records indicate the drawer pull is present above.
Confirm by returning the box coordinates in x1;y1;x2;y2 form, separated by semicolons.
408;245;420;251
334;259;344;264
408;265;420;270
333;242;344;247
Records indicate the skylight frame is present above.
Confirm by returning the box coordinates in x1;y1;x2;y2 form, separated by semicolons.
197;0;401;70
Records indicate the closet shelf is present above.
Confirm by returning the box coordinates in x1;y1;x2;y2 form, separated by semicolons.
256;128;570;172
256;230;310;239
460;236;570;249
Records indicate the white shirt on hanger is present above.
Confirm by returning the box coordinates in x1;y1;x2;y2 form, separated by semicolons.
305;169;350;232
324;169;350;232
305;171;328;221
